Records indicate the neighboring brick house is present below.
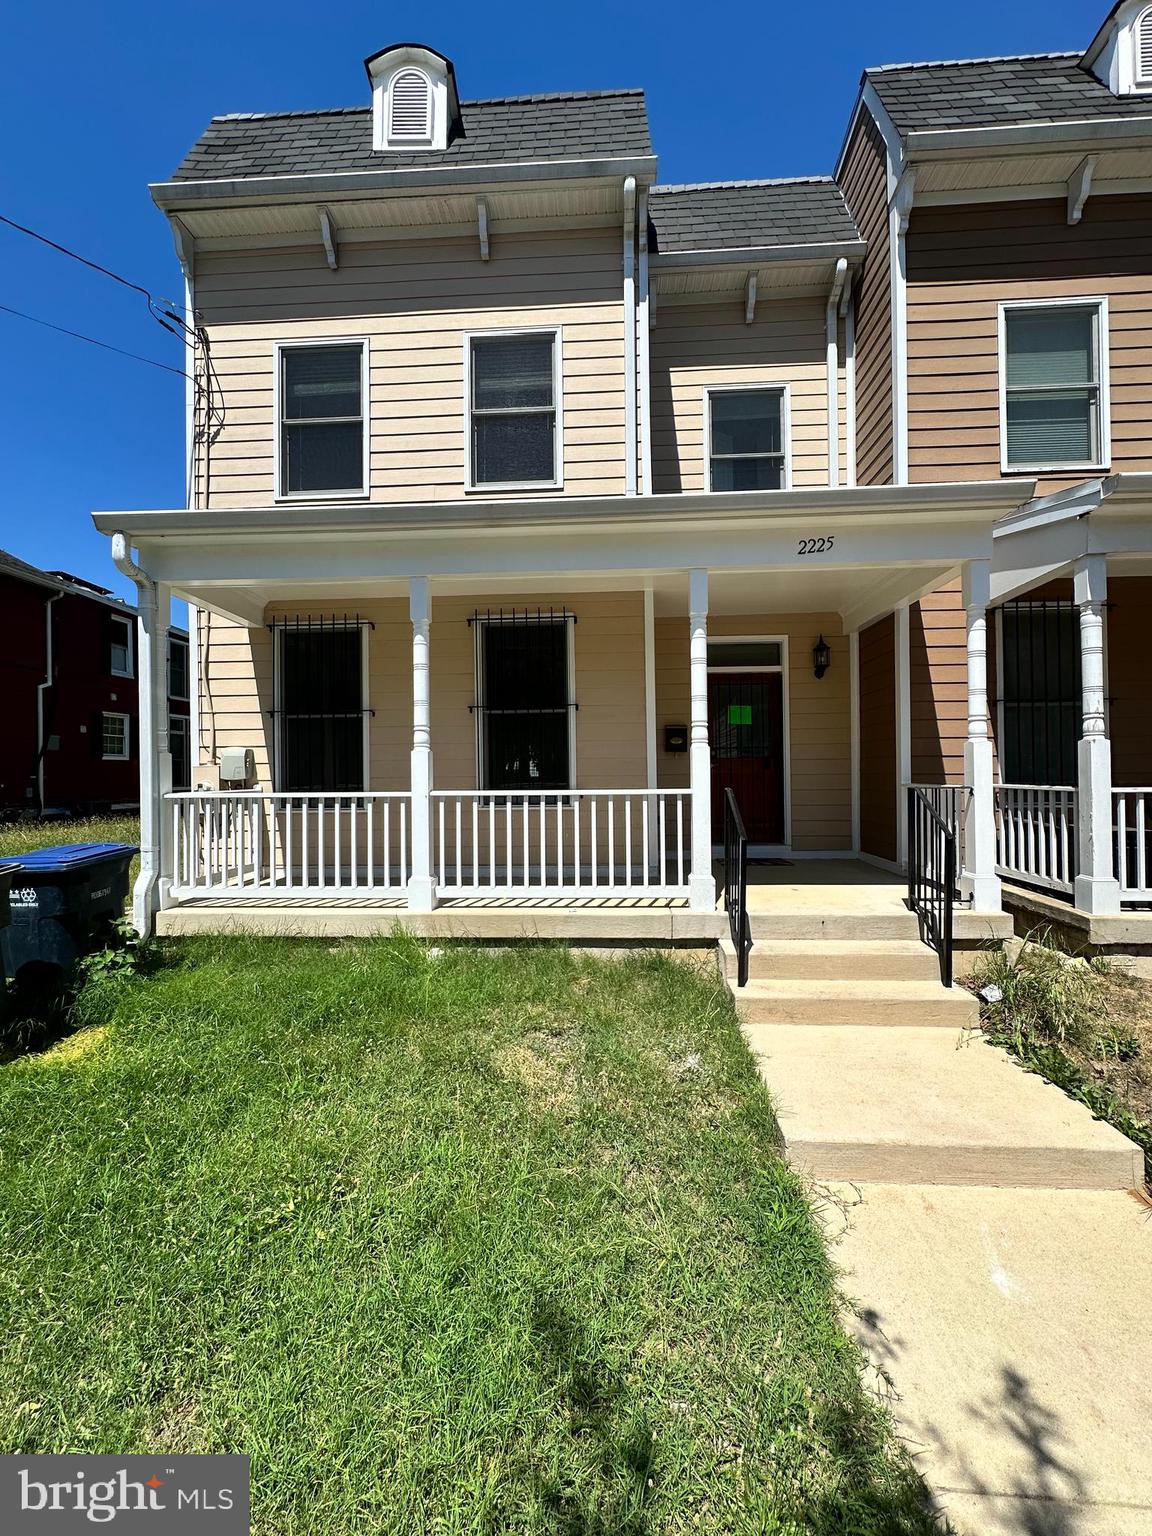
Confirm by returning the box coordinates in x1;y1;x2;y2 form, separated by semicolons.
93;7;1152;940
0;549;189;818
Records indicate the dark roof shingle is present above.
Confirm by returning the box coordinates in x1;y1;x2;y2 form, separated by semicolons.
648;178;860;254
868;53;1152;135
169;90;652;181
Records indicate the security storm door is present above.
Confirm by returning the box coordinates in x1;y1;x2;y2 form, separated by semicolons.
708;672;785;845
999;601;1081;785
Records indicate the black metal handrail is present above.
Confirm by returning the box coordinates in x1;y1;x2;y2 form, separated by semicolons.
907;786;956;987
723;788;753;988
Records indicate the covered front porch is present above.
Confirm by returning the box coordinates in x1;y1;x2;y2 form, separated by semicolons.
94;481;1027;938
990;477;1152;939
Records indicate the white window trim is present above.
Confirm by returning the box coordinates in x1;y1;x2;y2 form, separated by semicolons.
271;623;371;793
273;337;371;503
997;297;1111;476
168;636;189;702
109;613;135;679
703;383;793;493
463;326;564;493
473;614;577;792
705;633;792;852
101;711;131;761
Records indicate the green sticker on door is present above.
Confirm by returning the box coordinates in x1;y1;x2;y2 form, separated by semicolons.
727;704;752;725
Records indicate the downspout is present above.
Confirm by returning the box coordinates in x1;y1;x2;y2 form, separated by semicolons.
825;257;848;488
111;533;166;935
622;175;638;495
36;593;61;813
840;271;857;486
637;186;652;495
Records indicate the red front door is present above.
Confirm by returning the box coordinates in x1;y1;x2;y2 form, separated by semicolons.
708;672;785;844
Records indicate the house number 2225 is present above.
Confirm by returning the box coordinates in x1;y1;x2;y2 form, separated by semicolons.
797;535;836;556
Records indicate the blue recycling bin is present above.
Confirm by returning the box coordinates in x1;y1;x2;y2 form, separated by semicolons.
0;843;138;980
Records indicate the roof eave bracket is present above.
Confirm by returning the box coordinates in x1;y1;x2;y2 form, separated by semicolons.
1067;155;1097;226
744;271;757;325
318;205;339;270
476;196;490;261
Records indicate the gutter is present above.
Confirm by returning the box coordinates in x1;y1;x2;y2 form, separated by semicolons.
825;258;848;488
36;593;60;813
840;269;857;486
650;240;865;269
622;176;637;495
905;117;1152;155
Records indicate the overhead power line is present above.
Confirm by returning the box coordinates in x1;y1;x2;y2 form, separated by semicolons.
0;302;191;379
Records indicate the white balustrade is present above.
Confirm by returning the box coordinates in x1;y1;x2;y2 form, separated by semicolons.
431;790;691;896
1113;789;1152;903
167;792;410;897
995;784;1077;895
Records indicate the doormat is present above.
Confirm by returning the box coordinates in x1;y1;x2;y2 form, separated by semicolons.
748;858;794;867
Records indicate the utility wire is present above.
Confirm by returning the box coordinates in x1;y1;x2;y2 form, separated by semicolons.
0;302;191;379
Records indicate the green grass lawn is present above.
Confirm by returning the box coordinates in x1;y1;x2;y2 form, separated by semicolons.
0;937;932;1535
0;815;141;893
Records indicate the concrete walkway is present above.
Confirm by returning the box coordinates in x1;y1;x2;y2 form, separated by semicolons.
722;918;1150;1535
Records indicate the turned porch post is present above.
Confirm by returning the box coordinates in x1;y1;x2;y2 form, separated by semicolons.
688;568;714;912
407;575;437;911
1073;555;1121;914
961;559;1001;911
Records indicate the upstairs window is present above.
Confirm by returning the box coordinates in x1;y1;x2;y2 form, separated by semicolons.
707;388;788;491
108;613;134;678
277;342;367;498
275;624;367;792
388;68;433;141
468;331;560;489
1001;302;1108;471
101;712;131;761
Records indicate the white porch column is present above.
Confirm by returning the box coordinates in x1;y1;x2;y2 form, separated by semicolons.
155;582;175;912
688;568;714;912
118;562;170;935
895;604;911;866
407;576;437;912
960;559;1001;910
1073;555;1121;914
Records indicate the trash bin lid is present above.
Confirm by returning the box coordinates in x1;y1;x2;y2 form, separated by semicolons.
0;842;138;872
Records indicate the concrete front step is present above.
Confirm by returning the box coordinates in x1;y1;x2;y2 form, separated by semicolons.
745;1023;1143;1190
723;936;943;983
747;911;923;941
734;977;980;1028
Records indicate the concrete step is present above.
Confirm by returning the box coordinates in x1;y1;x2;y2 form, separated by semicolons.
744;1023;1143;1190
747;910;923;941
734;978;980;1028
722;936;943;983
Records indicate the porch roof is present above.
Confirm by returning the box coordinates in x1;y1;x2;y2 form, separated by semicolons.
991;474;1152;602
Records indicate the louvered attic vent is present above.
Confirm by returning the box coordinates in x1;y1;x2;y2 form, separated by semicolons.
389;69;433;139
1139;8;1152;85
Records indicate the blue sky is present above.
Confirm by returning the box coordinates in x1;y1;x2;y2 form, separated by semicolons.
0;0;1101;604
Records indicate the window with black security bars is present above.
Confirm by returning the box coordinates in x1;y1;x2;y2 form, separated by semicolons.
473;612;574;792
999;600;1081;785
273;620;370;792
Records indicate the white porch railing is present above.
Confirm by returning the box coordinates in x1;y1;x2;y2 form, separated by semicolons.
1114;789;1152;903
168;792;411;897
995;784;1078;895
431;790;691;896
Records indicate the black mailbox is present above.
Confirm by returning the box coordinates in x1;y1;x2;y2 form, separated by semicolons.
664;724;688;754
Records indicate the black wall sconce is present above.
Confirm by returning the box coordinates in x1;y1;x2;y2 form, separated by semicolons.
812;635;831;680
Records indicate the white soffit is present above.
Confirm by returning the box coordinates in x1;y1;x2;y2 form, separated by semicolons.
655;259;838;301
915;145;1152;195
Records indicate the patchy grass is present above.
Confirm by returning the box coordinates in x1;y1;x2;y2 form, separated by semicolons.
0;937;934;1535
0;814;140;894
972;929;1152;1182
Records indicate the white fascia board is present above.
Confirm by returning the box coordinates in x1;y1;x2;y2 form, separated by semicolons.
150;155;660;210
92;480;1033;542
906;117;1152;155
650;241;865;269
833;84;907;183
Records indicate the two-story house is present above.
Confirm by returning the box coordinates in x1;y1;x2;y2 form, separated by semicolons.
95;13;1152;954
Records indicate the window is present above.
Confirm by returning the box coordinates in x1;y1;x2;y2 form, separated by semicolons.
475;615;573;791
1138;7;1152;87
999;601;1081;785
468;332;560;489
1000;302;1108;470
707;388;788;491
169;713;191;790
707;640;783;668
277;343;366;497
168;636;189;701
275;625;367;792
389;68;433;140
101;712;130;760
108;614;134;677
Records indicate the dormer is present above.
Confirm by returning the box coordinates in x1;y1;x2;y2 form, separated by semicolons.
1082;1;1152;95
364;44;461;152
